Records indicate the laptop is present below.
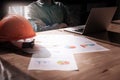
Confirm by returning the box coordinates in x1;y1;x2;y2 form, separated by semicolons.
64;7;117;35
64;7;120;46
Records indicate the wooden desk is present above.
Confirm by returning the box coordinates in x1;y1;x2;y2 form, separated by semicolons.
0;24;120;80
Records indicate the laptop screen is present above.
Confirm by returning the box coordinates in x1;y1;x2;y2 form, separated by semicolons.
83;7;117;34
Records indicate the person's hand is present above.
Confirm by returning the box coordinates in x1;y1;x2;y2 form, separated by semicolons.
34;19;46;27
52;23;68;29
58;23;68;28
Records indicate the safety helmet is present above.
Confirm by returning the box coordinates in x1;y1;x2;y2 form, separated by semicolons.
0;14;36;41
0;14;36;48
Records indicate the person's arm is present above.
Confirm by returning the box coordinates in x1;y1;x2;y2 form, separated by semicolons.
32;22;67;31
27;2;67;31
26;3;48;31
29;18;67;31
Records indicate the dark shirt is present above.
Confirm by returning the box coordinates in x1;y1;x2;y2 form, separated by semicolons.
27;1;70;26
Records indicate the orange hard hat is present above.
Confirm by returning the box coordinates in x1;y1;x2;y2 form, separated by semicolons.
0;14;36;41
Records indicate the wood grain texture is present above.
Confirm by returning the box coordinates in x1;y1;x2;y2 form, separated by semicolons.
0;24;120;80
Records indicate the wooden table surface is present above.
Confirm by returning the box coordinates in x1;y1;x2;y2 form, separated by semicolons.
0;24;120;80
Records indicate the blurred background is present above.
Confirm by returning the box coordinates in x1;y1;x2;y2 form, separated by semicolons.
0;0;119;26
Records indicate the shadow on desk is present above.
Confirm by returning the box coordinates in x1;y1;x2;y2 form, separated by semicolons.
0;42;32;57
86;31;120;47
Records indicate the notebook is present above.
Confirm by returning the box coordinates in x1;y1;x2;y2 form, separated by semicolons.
64;7;117;35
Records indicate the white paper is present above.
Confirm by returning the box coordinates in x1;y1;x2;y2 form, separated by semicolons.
35;34;96;44
60;42;109;54
28;53;78;71
32;35;109;54
27;34;109;71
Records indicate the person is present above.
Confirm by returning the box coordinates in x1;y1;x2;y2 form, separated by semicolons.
26;0;72;31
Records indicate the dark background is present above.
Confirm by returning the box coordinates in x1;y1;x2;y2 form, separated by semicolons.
0;0;119;25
